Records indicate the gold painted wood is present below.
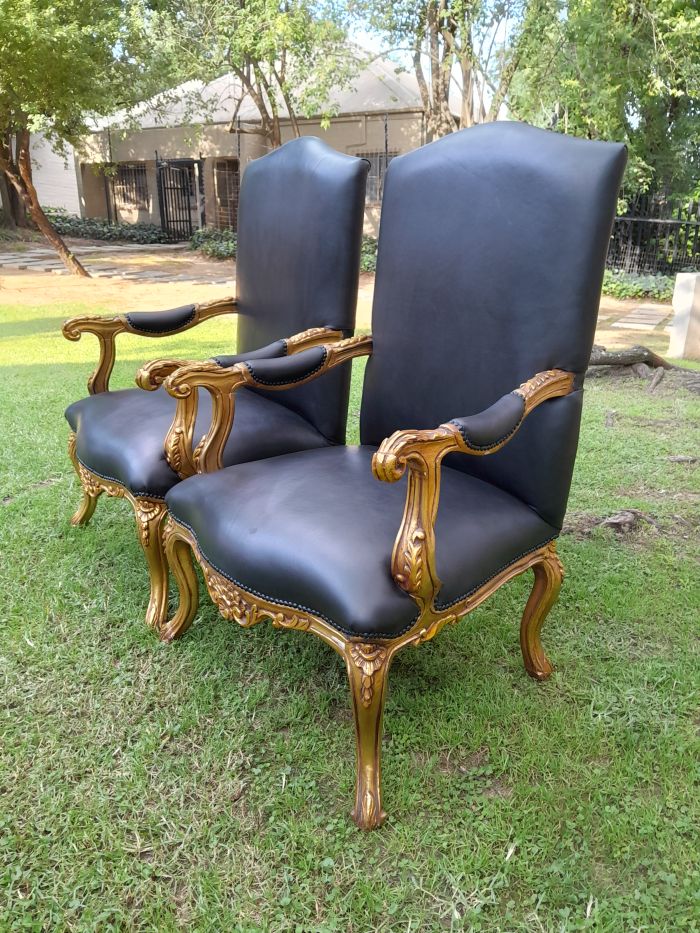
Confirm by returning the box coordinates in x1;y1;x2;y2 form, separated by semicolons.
63;297;237;394
373;425;462;611
161;334;373;477
520;545;563;680
68;431;103;524
67;433;169;629
373;369;575;606
284;326;345;351
515;369;575;415
135;358;193;391
163;514;562;829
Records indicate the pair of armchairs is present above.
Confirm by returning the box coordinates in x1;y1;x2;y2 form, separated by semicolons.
64;125;626;829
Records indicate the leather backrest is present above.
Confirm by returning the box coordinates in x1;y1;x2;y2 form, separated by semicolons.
360;122;626;528
236;136;369;444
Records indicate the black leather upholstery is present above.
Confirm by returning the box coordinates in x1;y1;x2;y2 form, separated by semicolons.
66;387;330;499
165;447;557;638
66;137;368;500
449;393;525;450
212;339;287;368
166;122;626;639
242;346;327;386
126;304;196;334
360;122;626;529
236;137;369;444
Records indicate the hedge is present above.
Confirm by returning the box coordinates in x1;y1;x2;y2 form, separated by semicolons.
602;270;674;302
44;209;172;244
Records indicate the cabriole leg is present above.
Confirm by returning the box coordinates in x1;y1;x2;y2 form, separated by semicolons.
161;519;199;642
68;432;102;526
520;545;563;681
345;642;392;829
133;498;169;630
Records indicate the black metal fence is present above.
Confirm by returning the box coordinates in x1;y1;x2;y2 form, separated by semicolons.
607;194;700;275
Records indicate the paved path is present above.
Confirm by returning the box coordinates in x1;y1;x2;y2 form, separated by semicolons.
611;303;673;333
0;241;234;286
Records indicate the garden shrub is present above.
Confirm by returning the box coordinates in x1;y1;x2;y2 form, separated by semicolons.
190;227;237;259
360;235;377;273
602;269;674;301
44;208;172;244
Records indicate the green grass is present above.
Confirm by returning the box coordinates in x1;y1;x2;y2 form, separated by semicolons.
1;302;699;932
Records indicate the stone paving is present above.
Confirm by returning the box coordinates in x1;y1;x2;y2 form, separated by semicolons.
0;241;234;286
611;303;673;333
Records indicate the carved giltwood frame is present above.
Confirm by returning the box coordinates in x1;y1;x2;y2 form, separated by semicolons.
147;334;372;477
68;432;169;629
65;309;347;629
63;297;238;395
161;367;573;829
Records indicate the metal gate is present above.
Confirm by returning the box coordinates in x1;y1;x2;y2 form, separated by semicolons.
155;155;204;241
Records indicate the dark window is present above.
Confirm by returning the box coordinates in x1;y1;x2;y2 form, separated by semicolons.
356;151;398;203
113;164;149;210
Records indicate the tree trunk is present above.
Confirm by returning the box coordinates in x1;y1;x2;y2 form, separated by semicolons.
0;171;16;229
0;129;89;276
588;344;677;370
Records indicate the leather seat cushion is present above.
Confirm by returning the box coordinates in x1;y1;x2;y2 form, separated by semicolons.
165;446;558;639
66;387;331;499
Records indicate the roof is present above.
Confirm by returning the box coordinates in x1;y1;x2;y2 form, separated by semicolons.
93;54;442;132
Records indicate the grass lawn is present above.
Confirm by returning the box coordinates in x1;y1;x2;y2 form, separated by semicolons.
1;300;699;932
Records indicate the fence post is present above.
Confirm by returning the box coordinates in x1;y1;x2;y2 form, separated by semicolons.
669;273;700;360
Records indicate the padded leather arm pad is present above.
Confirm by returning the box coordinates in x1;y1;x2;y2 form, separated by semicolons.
125;304;198;334
212;340;288;368
448;392;525;451
63;297;238;394
241;346;328;386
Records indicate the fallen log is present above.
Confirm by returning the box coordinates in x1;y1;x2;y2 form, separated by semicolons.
589;344;677;369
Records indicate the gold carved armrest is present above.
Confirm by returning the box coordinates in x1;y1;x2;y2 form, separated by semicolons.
135;326;346;393
372;369;575;611
162;334;373;478
62;297;237;394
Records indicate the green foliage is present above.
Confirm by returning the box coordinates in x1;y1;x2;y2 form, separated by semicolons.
190;227;237;259
360;234;378;273
602;270;675;302
0;0;161;148
44;209;171;244
1;300;699;928
151;0;357;145
510;1;700;198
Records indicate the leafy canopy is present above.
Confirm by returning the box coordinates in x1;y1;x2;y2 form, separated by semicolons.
510;0;700;197
0;0;163;145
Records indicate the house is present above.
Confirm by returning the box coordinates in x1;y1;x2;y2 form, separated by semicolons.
30;135;83;215
76;56;438;238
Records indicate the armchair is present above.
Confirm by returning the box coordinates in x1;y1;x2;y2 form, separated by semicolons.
63;136;369;629
160;122;627;828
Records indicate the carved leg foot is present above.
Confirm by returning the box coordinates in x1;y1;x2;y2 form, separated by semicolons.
68;432;102;526
133;498;169;630
71;488;102;526
520;545;563;681
161;519;199;642
345;642;392;829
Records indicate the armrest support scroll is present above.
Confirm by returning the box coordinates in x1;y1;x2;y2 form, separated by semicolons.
63;297;237;394
372;369;575;610
162;334;372;477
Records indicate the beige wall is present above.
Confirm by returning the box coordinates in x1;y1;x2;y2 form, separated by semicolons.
77;111;424;232
80;164;109;219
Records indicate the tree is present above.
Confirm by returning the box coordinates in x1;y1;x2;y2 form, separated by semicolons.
509;1;700;197
0;0;162;274
356;0;553;140
152;0;357;149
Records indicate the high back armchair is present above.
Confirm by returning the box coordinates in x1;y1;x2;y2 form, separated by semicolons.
160;122;627;828
63;137;368;630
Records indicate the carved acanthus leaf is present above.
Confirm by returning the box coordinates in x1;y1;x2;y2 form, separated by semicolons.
349;643;388;707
